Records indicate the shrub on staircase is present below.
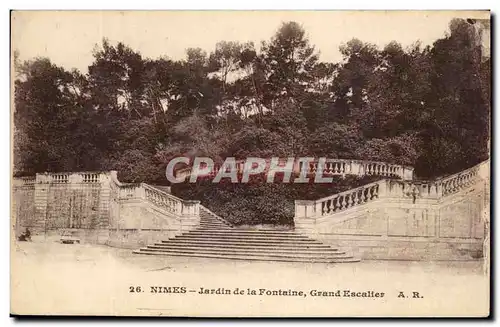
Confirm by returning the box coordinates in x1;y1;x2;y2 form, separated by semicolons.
172;174;383;226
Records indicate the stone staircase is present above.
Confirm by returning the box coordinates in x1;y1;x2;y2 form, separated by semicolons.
133;209;359;263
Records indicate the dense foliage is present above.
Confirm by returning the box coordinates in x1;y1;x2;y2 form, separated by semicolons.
14;18;490;224
14;19;489;225
14;19;489;181
172;174;383;226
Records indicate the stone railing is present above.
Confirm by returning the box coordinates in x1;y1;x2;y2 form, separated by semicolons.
12;176;36;188
438;164;481;197
303;159;413;180
295;160;488;220
143;183;183;215
175;158;414;181
110;171;199;220
295;181;382;219
15;172;109;185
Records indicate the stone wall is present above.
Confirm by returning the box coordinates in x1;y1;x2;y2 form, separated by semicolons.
106;179;200;248
12;171;200;247
13;172;113;243
294;161;490;260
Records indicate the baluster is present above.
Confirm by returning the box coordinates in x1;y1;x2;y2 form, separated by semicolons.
357;190;363;203
327;200;333;214
166;198;171;212
347;193;353;208
353;191;359;205
331;197;338;212
369;187;375;200
326;162;332;175
337;196;343;210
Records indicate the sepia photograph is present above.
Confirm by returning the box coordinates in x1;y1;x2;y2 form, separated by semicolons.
10;10;491;317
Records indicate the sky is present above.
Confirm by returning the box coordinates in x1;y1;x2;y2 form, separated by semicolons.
11;10;489;73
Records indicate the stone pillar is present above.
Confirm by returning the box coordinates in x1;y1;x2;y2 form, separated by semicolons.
34;173;50;230
98;173;112;229
294;200;316;220
402;166;414;180
181;200;201;231
377;180;388;198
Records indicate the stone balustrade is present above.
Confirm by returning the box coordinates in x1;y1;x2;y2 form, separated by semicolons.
295;181;382;219
176;158;414;181
295;160;487;220
117;183;142;198
12;176;36;187
143;183;183;215
302;159;413;180
109;171;199;219
15;171;110;185
294;160;489;261
439;165;480;196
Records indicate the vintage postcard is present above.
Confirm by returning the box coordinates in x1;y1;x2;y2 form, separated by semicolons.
10;10;491;317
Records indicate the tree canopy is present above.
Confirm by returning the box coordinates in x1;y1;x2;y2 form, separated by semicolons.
14;19;490;181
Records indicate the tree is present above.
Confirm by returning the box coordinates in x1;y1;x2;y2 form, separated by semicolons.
88;39;146;117
331;39;380;123
260;21;319;108
14;58;96;173
416;18;490;177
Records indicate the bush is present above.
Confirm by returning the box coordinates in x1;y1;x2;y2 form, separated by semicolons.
171;173;383;226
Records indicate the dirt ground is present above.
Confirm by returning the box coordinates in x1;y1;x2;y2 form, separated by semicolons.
10;238;490;317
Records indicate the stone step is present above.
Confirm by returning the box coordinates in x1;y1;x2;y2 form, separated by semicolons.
146;244;345;256
161;240;325;248
199;220;229;224
186;230;310;238
141;248;350;259
198;226;301;232
158;240;332;249
171;237;322;245
132;208;359;263
133;249;359;263
198;223;230;227
191;229;297;236
173;234;319;242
